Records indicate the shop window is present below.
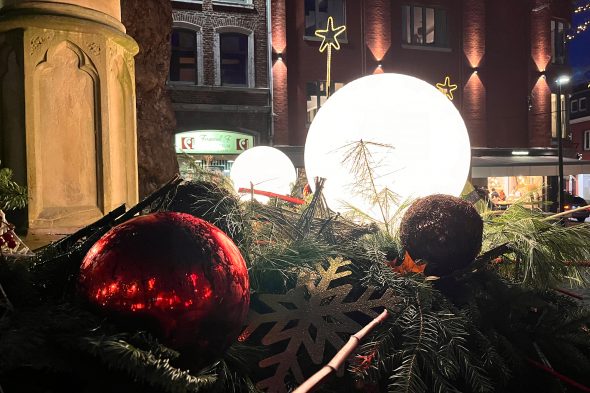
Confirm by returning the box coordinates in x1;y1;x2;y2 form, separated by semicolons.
551;93;568;139
585;130;590;151
402;5;448;47
580;97;587;112
487;176;544;205
571;99;579;113
304;0;346;39
214;28;254;87
306;80;344;126
174;130;254;179
551;19;567;65
170;28;201;83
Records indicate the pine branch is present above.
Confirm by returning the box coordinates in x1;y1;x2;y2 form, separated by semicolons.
0;167;26;211
355;263;499;393
482;204;590;288
78;334;217;393
219;343;265;393
390;297;426;393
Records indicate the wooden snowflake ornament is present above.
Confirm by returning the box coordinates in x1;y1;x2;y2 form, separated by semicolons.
240;257;398;392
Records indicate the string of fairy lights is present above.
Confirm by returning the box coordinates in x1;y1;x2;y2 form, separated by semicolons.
567;2;590;40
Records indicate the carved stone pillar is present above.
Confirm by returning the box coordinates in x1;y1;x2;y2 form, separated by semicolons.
0;0;139;232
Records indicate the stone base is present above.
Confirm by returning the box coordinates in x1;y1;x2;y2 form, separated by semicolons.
0;1;139;232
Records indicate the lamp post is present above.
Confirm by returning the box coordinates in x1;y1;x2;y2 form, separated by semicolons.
556;75;570;213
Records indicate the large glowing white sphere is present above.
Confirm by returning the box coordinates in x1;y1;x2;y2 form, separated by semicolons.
304;73;471;222
230;146;297;203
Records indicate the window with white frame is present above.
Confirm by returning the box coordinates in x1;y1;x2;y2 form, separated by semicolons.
580;97;587;113
571;99;579;113
402;5;448;47
170;26;203;84
585;130;590;151
304;0;346;39
214;27;254;87
551;19;567;64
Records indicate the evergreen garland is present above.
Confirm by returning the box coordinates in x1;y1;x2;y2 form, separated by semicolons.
0;173;590;392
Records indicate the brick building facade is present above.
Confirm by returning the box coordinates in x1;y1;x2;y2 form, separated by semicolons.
569;83;590;198
170;0;271;176
571;83;590;160
271;0;573;151
268;0;590;207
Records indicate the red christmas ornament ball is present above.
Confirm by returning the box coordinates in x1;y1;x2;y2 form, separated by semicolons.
78;212;250;362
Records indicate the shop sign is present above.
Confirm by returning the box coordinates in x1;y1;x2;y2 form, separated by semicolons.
175;130;254;155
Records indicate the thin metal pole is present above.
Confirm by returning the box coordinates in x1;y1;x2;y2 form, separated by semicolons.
557;82;564;213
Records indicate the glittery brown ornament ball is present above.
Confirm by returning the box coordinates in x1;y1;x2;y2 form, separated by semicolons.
399;194;483;277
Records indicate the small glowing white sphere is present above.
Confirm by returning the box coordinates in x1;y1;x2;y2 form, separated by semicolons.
230;146;297;203
304;73;471;222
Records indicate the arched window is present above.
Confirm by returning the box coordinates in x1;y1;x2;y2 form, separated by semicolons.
170;27;202;84
214;27;254;87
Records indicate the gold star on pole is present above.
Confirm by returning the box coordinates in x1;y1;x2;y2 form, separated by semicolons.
315;16;346;52
315;16;346;97
436;76;458;100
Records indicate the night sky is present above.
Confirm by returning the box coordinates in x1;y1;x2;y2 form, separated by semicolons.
569;8;590;86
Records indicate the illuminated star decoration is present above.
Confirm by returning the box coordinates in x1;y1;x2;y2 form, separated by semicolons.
436;76;458;100
315;16;346;97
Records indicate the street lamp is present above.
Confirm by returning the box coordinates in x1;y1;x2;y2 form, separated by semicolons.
556;75;570;213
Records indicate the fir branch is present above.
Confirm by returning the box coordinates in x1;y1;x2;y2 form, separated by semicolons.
163;178;252;259
78;334;217;393
249;237;340;292
218;343;265;393
0;167;26;211
482;204;590;288
389;297;427;393
356;264;497;393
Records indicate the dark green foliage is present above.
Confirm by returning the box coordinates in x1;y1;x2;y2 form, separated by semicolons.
77;334;217;393
1;176;590;393
353;263;590;393
0;178;256;393
0;165;27;211
482;204;590;288
164;178;252;257
354;263;494;393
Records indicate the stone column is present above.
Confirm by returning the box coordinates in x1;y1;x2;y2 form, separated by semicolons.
0;0;139;232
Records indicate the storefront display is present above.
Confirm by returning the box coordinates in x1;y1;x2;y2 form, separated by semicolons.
174;130;254;178
486;176;545;207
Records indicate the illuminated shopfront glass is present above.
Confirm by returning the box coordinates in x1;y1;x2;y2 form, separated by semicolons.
174;130;254;178
486;176;545;204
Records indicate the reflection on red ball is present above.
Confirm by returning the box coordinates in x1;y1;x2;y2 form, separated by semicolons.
78;212;250;363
